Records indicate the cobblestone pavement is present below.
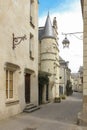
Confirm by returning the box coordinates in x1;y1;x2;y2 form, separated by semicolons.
30;92;83;124
0;92;86;130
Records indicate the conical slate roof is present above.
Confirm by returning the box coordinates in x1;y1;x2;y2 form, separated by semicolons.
41;13;55;40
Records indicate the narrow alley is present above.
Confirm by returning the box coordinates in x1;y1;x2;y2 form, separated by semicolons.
0;92;86;130
30;92;83;124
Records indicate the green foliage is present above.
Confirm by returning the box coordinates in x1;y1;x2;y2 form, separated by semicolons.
38;75;49;86
54;97;61;103
66;80;73;96
60;95;66;99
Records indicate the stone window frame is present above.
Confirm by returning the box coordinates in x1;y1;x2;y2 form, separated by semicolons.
29;33;34;60
6;70;13;99
4;62;20;101
30;0;35;28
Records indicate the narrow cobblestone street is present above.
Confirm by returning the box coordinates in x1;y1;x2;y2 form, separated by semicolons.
0;92;86;130
30;92;83;125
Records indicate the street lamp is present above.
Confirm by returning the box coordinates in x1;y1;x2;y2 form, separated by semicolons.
62;32;83;48
62;34;70;48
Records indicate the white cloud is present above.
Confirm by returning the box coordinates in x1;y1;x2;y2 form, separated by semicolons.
39;0;83;73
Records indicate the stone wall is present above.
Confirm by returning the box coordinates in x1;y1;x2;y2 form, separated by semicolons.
0;0;38;119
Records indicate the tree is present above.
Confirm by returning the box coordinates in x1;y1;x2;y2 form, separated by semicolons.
66;80;73;96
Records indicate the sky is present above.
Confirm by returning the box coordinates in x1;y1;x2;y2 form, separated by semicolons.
39;0;83;73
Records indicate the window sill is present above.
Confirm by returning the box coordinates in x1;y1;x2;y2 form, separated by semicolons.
5;100;19;106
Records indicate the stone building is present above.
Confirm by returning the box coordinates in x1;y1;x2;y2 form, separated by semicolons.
38;13;60;104
59;56;71;95
71;66;83;93
78;66;83;92
79;0;87;124
71;73;79;92
0;0;38;119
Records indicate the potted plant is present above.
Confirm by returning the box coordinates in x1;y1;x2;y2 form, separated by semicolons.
54;97;61;103
60;95;66;100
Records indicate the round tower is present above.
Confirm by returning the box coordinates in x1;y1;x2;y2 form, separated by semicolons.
40;13;60;101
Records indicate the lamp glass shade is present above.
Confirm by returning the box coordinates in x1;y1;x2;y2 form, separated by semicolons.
62;36;70;48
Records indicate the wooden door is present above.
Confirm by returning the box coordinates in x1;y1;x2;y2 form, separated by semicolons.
25;74;30;103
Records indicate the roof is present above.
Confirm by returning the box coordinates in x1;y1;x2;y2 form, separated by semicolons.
59;56;65;62
59;56;69;65
39;13;55;40
78;66;83;73
39;27;44;40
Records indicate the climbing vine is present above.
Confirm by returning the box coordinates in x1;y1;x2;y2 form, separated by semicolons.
38;75;49;86
66;80;73;96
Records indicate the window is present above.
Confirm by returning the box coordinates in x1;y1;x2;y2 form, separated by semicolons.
29;33;34;59
30;0;35;27
59;76;62;79
6;70;13;99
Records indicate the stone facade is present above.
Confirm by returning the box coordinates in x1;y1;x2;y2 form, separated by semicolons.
78;66;83;92
71;66;83;93
79;0;87;125
0;0;38;119
71;73;79;92
59;56;71;95
38;14;60;104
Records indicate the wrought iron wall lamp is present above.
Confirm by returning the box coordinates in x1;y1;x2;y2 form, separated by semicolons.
62;32;83;48
12;33;27;49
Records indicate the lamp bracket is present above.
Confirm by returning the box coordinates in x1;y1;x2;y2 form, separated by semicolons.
62;32;83;35
62;32;83;48
12;33;27;49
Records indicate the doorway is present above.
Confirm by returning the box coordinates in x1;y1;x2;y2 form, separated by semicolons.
25;73;31;103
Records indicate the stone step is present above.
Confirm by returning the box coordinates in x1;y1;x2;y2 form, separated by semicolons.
23;103;40;113
24;105;37;110
26;103;33;106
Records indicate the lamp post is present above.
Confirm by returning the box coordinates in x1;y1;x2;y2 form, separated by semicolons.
62;32;83;48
